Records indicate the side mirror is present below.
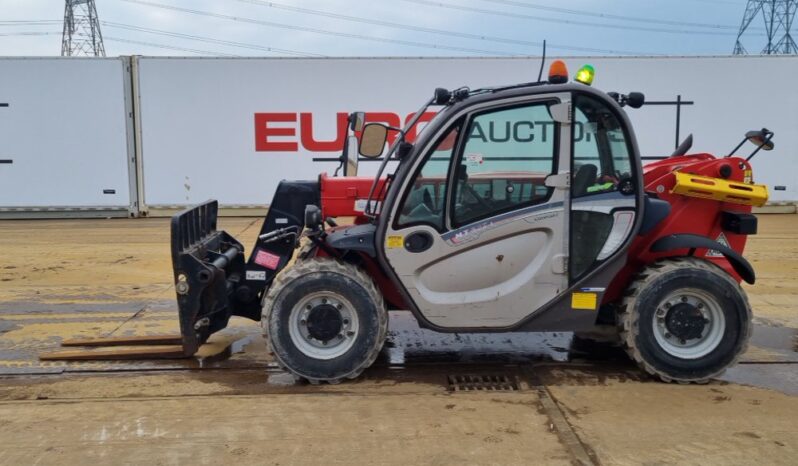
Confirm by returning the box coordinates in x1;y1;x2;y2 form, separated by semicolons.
343;135;359;176
359;123;388;158
746;129;774;151
349;112;366;132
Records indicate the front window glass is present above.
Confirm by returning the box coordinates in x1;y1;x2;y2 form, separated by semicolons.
395;124;460;231
451;102;558;227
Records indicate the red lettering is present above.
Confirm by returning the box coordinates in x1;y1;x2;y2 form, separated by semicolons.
300;112;348;152
255;111;440;153
254;113;297;152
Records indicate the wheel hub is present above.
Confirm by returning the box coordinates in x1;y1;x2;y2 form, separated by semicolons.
665;303;707;341
306;304;343;342
288;292;359;360
652;289;726;360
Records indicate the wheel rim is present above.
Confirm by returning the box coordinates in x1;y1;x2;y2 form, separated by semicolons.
288;291;359;360
651;288;725;360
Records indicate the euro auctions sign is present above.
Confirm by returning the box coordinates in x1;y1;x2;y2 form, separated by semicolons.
134;57;797;206
253;112;437;152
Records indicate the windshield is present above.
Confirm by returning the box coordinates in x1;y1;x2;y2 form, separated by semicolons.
363;96;442;217
413;106;450;142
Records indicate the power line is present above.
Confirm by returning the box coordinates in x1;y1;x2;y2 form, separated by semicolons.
2;29;224;57
0;31;62;37
102;22;327;57
0;20;62;26
396;0;746;36
236;0;658;55
474;0;746;30
101;36;239;56
119;0;523;56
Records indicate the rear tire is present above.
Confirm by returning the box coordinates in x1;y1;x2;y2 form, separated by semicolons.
262;258;387;384
618;257;752;383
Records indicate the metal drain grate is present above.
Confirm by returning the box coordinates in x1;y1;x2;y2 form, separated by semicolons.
447;374;520;392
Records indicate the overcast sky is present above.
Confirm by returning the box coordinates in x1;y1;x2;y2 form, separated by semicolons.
0;0;765;58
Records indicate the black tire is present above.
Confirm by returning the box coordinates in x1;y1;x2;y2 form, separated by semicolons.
618;257;752;383
262;258;387;384
295;240;317;262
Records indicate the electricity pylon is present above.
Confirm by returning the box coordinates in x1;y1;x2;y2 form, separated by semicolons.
61;0;106;57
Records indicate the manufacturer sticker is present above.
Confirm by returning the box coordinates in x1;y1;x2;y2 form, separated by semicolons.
571;292;598;311
246;270;267;281
275;217;288;225
706;232;729;258
354;199;381;213
386;235;404;248
465;153;484;167
253;249;281;270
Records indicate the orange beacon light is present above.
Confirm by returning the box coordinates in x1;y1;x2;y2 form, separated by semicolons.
548;60;569;84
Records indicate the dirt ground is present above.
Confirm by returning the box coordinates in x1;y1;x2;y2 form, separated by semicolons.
0;214;796;465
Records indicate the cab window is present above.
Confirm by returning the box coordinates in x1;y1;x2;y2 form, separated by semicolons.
572;95;633;198
451;102;558;228
395;123;460;231
570;94;635;281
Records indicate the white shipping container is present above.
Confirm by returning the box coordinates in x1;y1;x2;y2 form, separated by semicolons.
0;57;134;214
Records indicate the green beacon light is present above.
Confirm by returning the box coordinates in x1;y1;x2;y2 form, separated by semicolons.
575;64;595;86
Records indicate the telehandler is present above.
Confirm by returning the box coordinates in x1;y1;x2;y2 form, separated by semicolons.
170;61;771;384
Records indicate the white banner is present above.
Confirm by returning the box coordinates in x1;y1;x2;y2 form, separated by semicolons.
137;56;798;206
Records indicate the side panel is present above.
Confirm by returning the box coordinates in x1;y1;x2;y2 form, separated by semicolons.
387;205;568;328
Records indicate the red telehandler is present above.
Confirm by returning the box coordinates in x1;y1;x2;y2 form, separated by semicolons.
168;61;771;384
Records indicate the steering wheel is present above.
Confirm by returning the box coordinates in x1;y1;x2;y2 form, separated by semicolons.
462;182;493;211
423;189;435;212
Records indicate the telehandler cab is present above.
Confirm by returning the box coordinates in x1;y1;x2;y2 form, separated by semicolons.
170;61;771;384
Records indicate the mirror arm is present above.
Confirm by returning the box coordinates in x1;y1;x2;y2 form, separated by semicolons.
363;96;435;218
746;132;773;162
335;136;349;176
726;137;748;158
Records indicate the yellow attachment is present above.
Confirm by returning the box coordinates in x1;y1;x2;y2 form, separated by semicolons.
671;171;769;207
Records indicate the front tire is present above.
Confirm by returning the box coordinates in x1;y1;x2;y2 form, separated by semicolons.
618;257;752;383
262;258;387;384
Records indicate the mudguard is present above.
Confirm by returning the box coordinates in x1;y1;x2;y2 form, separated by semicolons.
650;233;755;284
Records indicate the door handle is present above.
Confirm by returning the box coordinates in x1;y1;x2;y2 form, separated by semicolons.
404;231;433;253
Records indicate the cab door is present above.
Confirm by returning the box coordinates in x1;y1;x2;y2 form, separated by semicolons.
383;94;571;329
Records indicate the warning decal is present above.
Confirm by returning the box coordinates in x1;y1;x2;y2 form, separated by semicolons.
253;249;281;270
386;235;404;249
571;292;598;311
706;232;729;258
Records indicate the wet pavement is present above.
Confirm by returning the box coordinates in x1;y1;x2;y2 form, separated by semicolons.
1;305;795;397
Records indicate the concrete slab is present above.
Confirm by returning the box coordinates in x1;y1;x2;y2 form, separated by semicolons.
0;214;797;465
0;392;572;465
547;376;798;465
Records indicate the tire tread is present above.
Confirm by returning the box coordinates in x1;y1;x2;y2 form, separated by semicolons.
261;257;388;384
617;257;752;383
